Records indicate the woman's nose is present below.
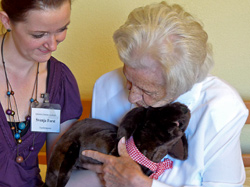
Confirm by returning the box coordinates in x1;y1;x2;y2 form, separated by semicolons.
46;35;58;51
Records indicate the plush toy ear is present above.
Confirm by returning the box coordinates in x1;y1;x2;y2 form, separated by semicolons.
168;135;188;160
117;107;146;140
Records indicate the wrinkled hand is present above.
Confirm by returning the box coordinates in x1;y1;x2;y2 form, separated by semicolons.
82;137;152;187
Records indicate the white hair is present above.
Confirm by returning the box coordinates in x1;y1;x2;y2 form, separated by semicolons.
113;1;214;98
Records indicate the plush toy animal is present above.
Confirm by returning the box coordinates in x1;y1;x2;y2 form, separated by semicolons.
44;102;190;187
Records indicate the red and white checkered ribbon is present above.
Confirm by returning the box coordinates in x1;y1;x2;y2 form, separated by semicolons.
126;136;173;180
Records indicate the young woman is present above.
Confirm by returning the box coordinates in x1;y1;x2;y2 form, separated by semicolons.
0;0;82;186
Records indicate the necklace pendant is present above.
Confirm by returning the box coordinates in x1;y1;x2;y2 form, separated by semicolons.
26;115;31;121
29;146;35;151
14;133;20;139
16;156;24;163
6;109;15;116
18;122;26;130
11;110;15;116
6;109;12;115
17;139;22;144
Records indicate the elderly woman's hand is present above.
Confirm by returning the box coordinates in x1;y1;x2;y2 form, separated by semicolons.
82;137;152;187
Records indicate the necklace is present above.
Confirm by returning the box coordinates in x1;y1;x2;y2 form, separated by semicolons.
1;32;40;163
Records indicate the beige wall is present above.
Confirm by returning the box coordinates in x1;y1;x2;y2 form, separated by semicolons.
52;0;250;100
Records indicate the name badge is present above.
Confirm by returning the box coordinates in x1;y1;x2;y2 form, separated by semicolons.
31;93;61;133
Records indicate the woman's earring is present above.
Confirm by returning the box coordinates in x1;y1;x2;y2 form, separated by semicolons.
7;29;11;32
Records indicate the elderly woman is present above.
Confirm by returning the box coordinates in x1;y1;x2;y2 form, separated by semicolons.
82;2;248;187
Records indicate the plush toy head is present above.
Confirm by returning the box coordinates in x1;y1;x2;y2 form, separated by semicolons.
117;102;190;162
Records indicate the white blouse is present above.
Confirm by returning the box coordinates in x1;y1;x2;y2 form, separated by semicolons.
91;68;248;187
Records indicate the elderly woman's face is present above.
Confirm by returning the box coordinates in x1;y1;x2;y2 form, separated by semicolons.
123;64;170;108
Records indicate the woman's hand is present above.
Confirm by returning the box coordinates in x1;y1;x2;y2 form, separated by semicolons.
82;137;153;187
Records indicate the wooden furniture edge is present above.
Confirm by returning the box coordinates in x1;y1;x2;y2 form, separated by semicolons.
39;100;250;167
243;154;250;167
38;152;47;165
245;101;250;124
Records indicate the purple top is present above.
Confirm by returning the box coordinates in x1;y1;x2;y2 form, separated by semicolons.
0;57;83;186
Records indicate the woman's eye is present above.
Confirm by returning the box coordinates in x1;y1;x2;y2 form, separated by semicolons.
58;27;68;32
144;91;151;96
143;90;154;96
32;34;44;39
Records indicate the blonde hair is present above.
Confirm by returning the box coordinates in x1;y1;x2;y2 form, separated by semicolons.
113;1;214;98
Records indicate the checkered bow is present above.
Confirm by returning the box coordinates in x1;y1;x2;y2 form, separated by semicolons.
126;136;173;180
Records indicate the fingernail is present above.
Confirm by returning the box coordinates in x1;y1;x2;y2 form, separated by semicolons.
121;137;125;144
82;151;85;155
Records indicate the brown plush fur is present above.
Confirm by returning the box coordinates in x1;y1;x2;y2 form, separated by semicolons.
44;102;190;187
